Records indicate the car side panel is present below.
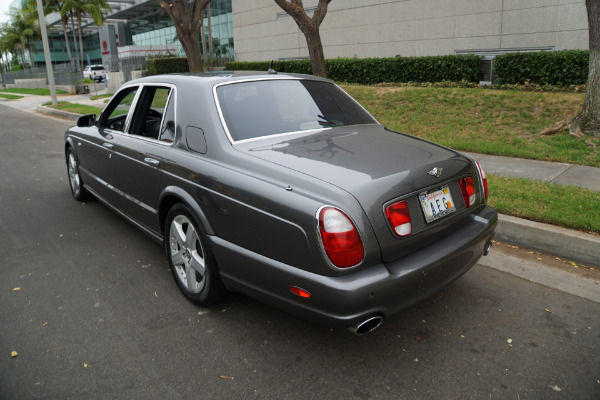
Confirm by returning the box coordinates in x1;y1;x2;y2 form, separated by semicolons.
112;135;172;235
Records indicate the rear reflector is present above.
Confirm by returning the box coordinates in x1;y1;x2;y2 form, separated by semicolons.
385;200;412;237
289;286;311;298
475;161;489;202
459;176;476;207
318;207;364;268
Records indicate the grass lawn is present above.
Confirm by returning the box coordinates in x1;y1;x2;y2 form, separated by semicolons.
343;85;599;168
0;88;68;96
488;174;600;234
90;93;113;101
43;101;102;116
0;93;23;99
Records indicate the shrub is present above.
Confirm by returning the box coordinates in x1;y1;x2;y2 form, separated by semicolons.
494;50;588;86
147;57;189;75
226;55;480;84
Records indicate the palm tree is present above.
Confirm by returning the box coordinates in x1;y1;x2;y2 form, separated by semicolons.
62;0;111;76
4;7;39;69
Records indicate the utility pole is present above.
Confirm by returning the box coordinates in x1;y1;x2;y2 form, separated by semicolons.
36;0;58;106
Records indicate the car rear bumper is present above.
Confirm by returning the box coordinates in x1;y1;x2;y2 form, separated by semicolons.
212;205;497;330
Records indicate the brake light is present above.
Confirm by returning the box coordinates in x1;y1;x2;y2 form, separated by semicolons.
318;207;364;268
385;200;412;237
459;176;476;207
475;161;489;202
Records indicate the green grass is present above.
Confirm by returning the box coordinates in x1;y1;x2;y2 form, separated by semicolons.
43;101;102;116
90;93;113;100
0;88;68;95
0;93;23;99
488;174;600;234
343;85;599;167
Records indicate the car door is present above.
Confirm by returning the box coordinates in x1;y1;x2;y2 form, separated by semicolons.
112;85;176;234
74;86;139;205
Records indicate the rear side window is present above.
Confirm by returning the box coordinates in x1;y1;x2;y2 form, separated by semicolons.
216;80;376;142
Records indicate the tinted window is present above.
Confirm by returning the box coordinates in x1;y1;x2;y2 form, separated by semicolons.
217;80;376;141
91;66;105;71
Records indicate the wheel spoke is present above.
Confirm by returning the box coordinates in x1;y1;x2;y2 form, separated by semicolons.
186;263;197;290
185;224;198;249
171;219;187;248
170;249;185;266
190;251;205;277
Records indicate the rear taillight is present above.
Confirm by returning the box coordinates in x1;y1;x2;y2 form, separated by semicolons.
318;207;364;268
385;200;412;237
475;161;489;202
459;176;476;207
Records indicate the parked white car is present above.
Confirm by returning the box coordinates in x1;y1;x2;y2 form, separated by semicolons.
83;65;107;82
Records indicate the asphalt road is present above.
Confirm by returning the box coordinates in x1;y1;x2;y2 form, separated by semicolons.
1;104;599;400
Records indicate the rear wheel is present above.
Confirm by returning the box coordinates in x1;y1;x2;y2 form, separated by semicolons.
165;204;228;305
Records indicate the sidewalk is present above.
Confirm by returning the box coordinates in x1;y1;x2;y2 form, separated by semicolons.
2;89;599;268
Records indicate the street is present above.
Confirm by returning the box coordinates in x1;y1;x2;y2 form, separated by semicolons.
1;104;599;399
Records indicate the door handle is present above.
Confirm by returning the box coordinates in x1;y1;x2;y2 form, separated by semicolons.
103;142;114;149
144;157;160;167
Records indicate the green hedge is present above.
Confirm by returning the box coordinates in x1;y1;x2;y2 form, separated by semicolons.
226;55;480;84
494;50;588;86
147;57;189;75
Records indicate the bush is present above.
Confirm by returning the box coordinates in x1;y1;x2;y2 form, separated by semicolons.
147;57;189;75
494;50;588;86
226;55;480;84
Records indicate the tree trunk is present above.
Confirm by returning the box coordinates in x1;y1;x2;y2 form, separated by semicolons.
78;13;85;78
570;0;600;137
207;4;213;66
61;18;74;69
179;33;203;72
304;28;327;78
70;13;80;72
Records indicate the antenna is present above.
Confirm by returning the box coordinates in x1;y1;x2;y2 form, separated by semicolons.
268;60;277;74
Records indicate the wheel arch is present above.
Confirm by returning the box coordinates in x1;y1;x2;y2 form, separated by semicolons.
159;186;214;238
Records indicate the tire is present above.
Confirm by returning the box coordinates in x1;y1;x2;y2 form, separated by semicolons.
66;148;89;201
165;203;228;306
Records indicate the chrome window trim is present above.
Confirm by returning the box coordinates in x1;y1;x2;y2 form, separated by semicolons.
105;83;177;147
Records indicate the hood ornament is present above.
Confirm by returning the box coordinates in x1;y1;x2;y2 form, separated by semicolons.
428;167;443;178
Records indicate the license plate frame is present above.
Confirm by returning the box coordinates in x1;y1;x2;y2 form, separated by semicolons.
419;184;456;223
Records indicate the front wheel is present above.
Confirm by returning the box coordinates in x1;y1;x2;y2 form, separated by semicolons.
165;204;228;306
66;148;89;201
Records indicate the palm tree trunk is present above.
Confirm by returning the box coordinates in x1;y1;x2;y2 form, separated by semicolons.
70;13;80;72
77;12;84;78
207;4;212;65
61;18;74;69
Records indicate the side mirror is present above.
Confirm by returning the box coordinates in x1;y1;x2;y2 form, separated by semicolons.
77;114;96;127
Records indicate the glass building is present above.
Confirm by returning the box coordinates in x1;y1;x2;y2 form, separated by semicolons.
38;0;234;68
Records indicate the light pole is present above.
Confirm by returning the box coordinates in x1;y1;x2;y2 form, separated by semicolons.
36;0;57;106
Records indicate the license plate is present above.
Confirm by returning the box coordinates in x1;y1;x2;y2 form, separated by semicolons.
419;185;456;223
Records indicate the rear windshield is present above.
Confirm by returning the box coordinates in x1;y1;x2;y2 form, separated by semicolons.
216;79;376;141
91;66;105;71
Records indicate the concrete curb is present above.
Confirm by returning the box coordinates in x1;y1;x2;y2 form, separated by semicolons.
496;214;599;268
37;105;82;121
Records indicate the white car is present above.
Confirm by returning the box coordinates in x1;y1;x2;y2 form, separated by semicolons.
83;65;107;82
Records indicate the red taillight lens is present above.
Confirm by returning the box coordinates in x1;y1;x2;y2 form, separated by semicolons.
385;200;412;237
475;161;489;202
459;176;476;207
318;207;364;268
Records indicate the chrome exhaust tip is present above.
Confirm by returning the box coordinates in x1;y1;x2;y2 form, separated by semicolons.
483;241;493;256
349;315;383;335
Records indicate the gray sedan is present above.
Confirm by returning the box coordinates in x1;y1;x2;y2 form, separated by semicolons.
65;72;497;334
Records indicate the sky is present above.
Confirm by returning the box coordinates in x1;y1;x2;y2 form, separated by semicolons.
1;0;17;25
